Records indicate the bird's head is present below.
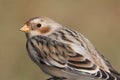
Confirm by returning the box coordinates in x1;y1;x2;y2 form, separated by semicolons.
20;17;62;38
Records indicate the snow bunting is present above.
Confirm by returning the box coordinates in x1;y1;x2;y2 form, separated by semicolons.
20;17;120;80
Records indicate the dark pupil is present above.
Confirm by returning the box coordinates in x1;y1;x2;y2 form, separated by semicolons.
37;24;41;27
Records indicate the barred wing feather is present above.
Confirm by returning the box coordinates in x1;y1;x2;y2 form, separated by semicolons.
26;35;120;80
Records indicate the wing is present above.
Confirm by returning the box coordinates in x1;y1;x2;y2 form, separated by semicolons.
27;35;119;80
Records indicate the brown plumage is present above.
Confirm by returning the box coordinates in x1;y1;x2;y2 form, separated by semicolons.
20;17;120;80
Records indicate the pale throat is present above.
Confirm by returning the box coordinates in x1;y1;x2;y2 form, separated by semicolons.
29;31;41;38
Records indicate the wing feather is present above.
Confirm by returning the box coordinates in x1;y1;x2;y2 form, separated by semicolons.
27;36;98;72
27;35;119;79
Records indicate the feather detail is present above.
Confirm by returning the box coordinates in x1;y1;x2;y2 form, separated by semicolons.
21;17;120;80
27;35;118;79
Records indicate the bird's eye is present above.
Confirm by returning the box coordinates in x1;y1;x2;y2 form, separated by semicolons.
36;23;41;28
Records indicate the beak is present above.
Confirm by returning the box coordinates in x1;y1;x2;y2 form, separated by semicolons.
20;24;30;32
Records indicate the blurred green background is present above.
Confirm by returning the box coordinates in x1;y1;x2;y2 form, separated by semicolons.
0;0;120;80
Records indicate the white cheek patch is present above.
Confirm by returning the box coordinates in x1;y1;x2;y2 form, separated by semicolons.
29;31;40;37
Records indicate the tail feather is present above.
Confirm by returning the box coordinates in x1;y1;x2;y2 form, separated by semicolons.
110;69;120;79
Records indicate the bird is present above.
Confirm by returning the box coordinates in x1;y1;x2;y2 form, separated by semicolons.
20;17;120;80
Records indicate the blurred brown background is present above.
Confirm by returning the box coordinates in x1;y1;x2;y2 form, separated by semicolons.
0;0;120;80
